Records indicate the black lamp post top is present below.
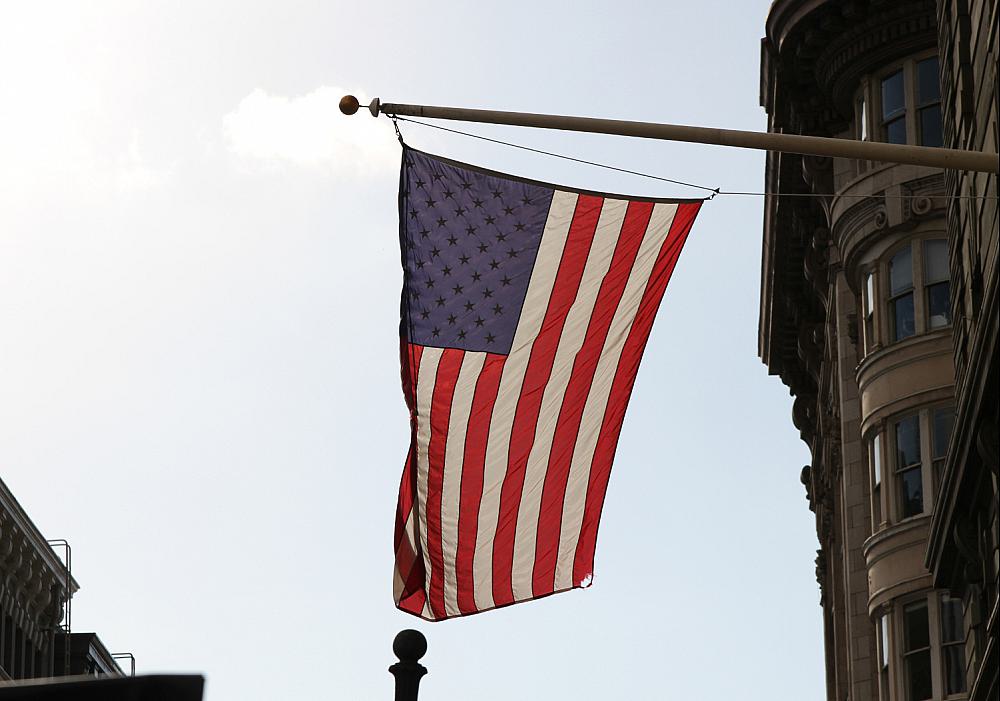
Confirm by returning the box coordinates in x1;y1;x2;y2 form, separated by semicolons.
392;630;427;663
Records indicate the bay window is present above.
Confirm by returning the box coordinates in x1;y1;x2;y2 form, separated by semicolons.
858;53;943;147
869;406;953;528
858;237;951;356
878;592;967;701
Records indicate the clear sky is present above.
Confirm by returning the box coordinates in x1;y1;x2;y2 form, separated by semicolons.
0;2;823;699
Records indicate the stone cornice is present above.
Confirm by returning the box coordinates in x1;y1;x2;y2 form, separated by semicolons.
816;0;938;113
764;0;938;129
831;166;946;291
1;478;79;644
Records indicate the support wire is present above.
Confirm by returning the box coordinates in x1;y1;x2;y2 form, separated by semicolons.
392;116;996;201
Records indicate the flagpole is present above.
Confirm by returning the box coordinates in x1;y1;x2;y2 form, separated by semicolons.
338;95;998;174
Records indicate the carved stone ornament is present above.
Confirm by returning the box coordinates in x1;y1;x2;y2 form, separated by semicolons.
873;206;889;230
815;548;827;605
911;195;933;217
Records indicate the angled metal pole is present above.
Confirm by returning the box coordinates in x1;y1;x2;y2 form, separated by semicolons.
339;96;998;173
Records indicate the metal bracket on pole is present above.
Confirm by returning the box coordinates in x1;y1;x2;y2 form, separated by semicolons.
339;95;998;173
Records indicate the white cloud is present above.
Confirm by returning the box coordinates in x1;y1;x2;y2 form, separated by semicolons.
222;86;398;176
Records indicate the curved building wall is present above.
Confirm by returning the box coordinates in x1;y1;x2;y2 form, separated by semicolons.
758;1;995;699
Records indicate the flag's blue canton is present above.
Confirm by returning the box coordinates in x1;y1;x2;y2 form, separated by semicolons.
401;149;554;354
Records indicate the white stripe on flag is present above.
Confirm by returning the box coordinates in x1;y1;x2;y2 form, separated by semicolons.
509;197;628;602
553;202;679;591
473;190;579;611
414;347;443;599
440;351;486;618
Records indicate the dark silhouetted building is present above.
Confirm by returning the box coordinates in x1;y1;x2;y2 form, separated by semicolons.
758;1;996;700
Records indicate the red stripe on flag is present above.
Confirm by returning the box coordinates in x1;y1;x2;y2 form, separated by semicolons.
397;571;427;616
424;349;465;619
394;342;426;615
531;201;654;596
572;202;700;586
455;354;506;614
394;342;425;551
491;194;604;607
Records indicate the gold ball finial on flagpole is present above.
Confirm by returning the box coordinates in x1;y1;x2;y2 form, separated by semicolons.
339;95;360;115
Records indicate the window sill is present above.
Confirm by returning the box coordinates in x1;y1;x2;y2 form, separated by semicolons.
855;326;953;379
863;512;931;555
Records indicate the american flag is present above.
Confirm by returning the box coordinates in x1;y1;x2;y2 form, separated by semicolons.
394;147;701;620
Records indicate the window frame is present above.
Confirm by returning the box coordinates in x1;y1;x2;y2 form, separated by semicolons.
869;428;885;533
880;67;909;144
862;269;879;354
915;56;943;147
888;243;917;342
893;413;924;520
923;239;952;330
938;594;967;697
869;405;954;529
863;50;943;148
880;592;968;701
878;612;891;701
858;235;951;356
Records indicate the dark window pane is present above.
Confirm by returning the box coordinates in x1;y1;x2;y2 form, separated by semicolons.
919;106;942;146
933;408;954;459
882;70;905;118
924;240;949;282
904;601;929;650
873;484;882;526
896;415;921;467
944;645;967;694
917;57;940;103
890;246;913;294
927;282;950;328
905;650;933;700
886;117;908;144
941;596;963;642
896;414;920;469
900;467;923;517
893;292;915;340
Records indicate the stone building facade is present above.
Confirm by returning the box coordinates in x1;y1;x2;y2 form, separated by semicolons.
758;1;996;700
0;478;125;681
